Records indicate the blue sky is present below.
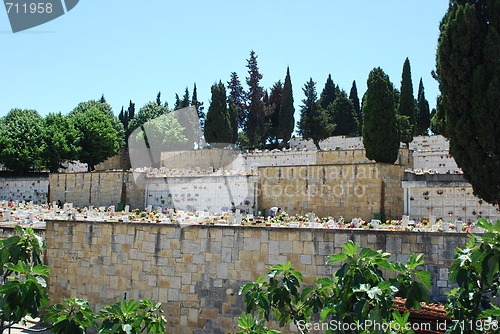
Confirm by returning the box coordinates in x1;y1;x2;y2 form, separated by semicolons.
0;0;449;127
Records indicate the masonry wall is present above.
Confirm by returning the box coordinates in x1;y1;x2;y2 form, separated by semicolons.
45;220;468;334
49;172;145;209
317;148;412;168
0;176;49;204
258;163;404;220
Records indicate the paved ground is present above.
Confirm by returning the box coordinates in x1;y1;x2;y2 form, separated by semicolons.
6;319;53;333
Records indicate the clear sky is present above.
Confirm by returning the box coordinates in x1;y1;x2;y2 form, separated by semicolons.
0;0;449;128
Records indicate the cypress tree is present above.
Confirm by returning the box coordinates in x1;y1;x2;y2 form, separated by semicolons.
279;67;295;143
100;94;106;103
227;72;246;130
266;81;283;145
181;88;190;108
398;58;416;134
349;80;362;135
156;92;162;106
298;78;335;150
362;67;400;163
435;0;500;204
319;74;339;110
245;50;266;148
416;78;431;135
118;106;125;124
191;83;205;128
174;94;181;110
330;91;358;136
204;81;232;146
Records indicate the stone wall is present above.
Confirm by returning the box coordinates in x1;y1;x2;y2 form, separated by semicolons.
45;220;469;334
317;148;412;168
49;172;145;209
258;163;404;220
0;176;49;204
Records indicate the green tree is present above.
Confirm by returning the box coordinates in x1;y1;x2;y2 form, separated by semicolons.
266;81;283;145
128;102;170;135
363;67;400;163
70;107;121;171
349;80;362;135
42;113;80;173
204;81;233;146
70;100;124;146
278;67;295;144
191;83;205;128
245;50;267;148
329;91;358;137
180;88;190;109
0;109;45;175
398;58;416;130
227;72;247;130
297;78;335;150
319;74;340;110
435;0;500;204
100;94;106;103
397;114;413;149
156;91;162;106
416;78;431;136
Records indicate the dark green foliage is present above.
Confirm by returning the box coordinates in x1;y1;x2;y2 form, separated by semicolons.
430;105;447;136
191;83;205;128
398;58;416;132
100;94;106;103
319;74;340;110
174;94;181;110
235;241;430;334
128;100;135;120
227;72;247;130
435;0;500;204
297;78;335;150
446;219;500;334
362;67;400;163
329;91;358;137
416;78;431;135
397;114;413;149
180;88;190;109
278;67;295;143
204;81;233;146
349;80;362;135
156;92;161;106
245;50;267;149
0;109;45;175
70;100;125;146
45;298;95;334
266;81;283;145
70;107;121;171
42;113;80;173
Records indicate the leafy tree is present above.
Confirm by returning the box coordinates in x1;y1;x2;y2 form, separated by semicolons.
191;83;205;128
430;105;446;136
397;114;413;149
446;219;500;334
266;81;283;145
278;67;295;144
349;80;362;136
362;67;400;163
297;78;335;150
235;241;430;334
329;91;358;137
398;58;416;134
70;100;124;146
70;107;121;171
228;98;239;144
128;102;170;135
435;0;500;204
245;50;267;148
204;81;233;146
319;74;340;110
227;72;247;130
42;113;80;173
0;226;49;333
0;109;45;175
416;78;431;136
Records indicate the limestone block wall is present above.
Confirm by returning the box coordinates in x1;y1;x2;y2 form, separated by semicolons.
0;176;49;204
161;150;241;170
258;163;404;220
144;175;258;213
49;172;145;209
45;221;469;334
317;148;412;168
403;174;500;221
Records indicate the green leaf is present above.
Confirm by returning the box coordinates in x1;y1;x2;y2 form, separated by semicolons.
414;270;431;290
359;247;380;259
343;241;358;256
326;253;348;264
